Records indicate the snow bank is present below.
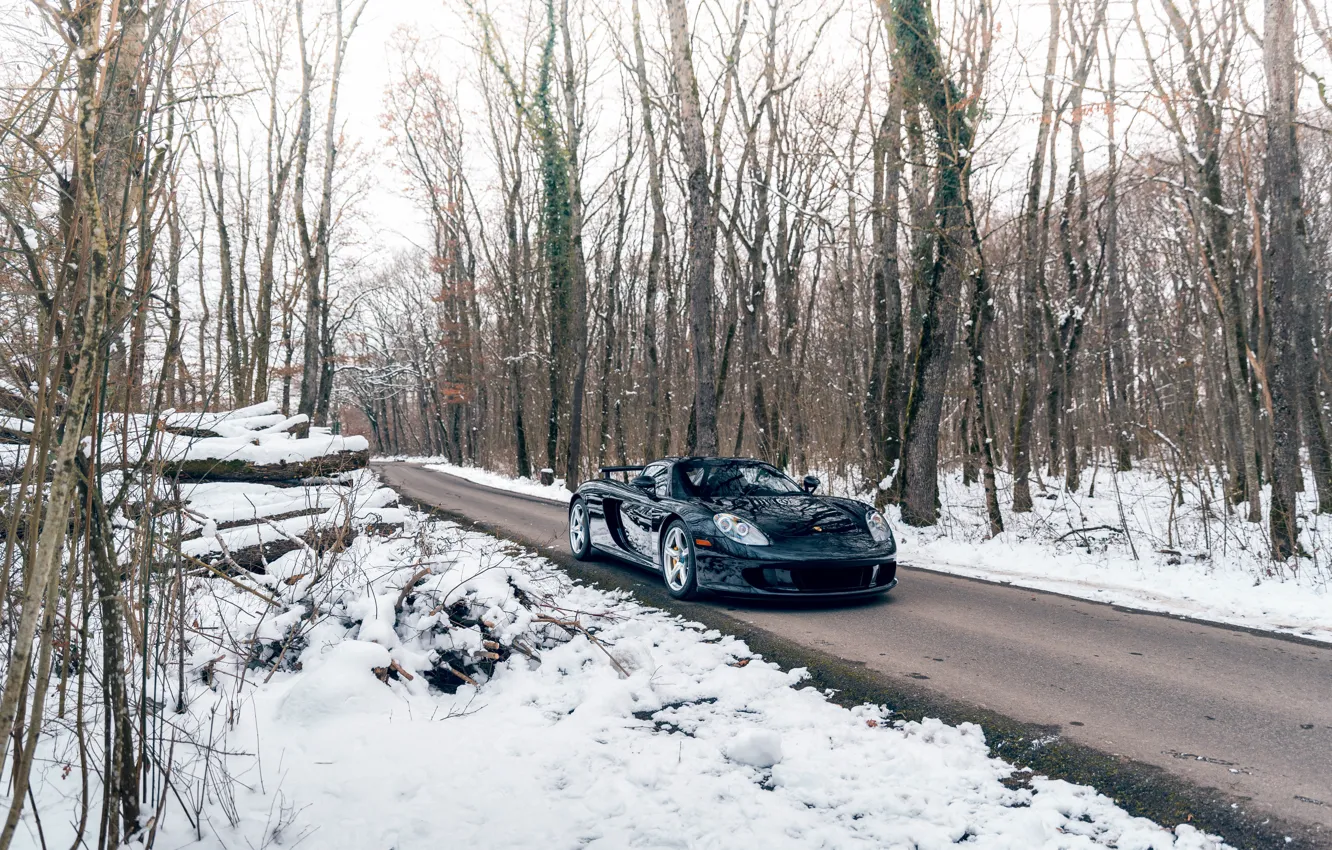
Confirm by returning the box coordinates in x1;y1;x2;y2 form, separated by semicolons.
883;468;1331;643
804;463;1332;644
15;491;1231;849
422;460;574;502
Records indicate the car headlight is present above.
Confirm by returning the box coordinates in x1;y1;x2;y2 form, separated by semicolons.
713;513;770;546
866;510;894;546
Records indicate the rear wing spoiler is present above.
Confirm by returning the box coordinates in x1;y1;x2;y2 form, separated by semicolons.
599;465;645;480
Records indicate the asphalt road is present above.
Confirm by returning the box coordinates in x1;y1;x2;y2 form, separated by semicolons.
377;462;1332;846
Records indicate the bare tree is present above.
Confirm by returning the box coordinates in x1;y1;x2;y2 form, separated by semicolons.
1263;0;1312;557
666;0;720;456
293;0;367;427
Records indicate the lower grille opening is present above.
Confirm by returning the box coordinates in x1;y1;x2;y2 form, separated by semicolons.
746;562;896;592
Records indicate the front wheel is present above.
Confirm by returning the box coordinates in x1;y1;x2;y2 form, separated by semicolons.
660;520;700;600
569;498;592;560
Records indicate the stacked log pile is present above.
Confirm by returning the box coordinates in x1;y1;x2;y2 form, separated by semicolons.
0;401;398;573
4;400;593;698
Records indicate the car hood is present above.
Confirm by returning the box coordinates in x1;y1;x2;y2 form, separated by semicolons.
705;495;863;539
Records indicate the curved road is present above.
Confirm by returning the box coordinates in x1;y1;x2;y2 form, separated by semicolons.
377;462;1332;846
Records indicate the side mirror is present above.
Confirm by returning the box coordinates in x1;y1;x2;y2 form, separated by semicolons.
631;474;657;496
802;475;820;494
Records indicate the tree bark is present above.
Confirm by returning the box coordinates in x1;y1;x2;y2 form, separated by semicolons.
1103;32;1133;473
0;6;126;840
293;0;364;428
254;29;295;404
631;0;667;460
1263;0;1309;558
865;46;906;501
666;0;719;457
1011;0;1061;512
559;0;590;487
877;0;977;527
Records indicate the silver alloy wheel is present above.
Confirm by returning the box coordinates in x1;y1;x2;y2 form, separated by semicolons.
663;526;691;591
569;502;587;552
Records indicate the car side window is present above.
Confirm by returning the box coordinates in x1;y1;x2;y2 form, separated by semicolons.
649;463;673;499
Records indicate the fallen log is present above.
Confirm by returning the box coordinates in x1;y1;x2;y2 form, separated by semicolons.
162;425;222;439
1054;525;1124;542
163;448;369;484
0;418;35;444
165;415;306;440
0;384;35;419
178;506;330;541
193;523;359;573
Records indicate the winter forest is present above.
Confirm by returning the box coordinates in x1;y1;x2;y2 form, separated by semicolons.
4;0;1331;543
0;0;1330;845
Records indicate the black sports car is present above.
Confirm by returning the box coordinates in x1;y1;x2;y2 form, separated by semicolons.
568;457;898;600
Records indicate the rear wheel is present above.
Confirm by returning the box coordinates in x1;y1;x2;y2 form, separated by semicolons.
569;498;592;560
660;520;700;600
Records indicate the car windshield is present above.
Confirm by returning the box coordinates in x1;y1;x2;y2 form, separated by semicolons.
678;460;803;499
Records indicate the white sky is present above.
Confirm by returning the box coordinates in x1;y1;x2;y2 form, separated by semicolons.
329;0;1331;264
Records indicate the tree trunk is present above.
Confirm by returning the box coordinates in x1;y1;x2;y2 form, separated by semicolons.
0;9;126;841
1103;35;1133;473
294;0;364;428
866;55;906;502
1263;0;1309;559
966;201;1003;537
1303;381;1332;513
560;0;590;487
631;0;667;461
666;0;719;457
254;53;294;404
877;0;977;527
1011;0;1060;512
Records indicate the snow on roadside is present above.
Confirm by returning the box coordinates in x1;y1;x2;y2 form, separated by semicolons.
16;495;1230;850
377;455;575;502
387;459;1332;644
869;467;1332;644
901;535;1332;643
422;459;575;503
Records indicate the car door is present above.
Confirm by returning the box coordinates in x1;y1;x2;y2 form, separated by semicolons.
619;461;675;563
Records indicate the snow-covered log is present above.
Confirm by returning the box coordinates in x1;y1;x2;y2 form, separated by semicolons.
72;403;373;484
161;446;369;483
192;523;360;573
0;416;35;444
0;402;369;484
180;479;403;573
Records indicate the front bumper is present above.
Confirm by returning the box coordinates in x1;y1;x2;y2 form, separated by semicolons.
695;550;899;597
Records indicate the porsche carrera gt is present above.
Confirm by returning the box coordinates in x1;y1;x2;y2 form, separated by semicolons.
567;457;898;600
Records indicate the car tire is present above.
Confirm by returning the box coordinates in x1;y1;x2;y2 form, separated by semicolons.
568;497;592;561
659;520;700;600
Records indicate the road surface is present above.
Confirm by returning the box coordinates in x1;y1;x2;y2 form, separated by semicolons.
377;462;1332;846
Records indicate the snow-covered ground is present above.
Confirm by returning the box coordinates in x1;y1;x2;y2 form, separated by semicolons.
16;486;1230;849
826;465;1332;644
412;459;1332;644
381;455;576;502
424;461;574;503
